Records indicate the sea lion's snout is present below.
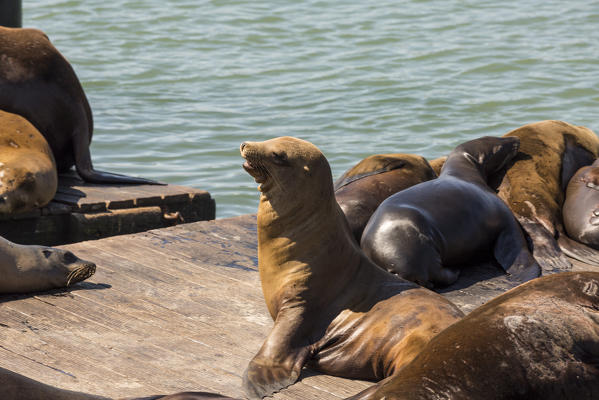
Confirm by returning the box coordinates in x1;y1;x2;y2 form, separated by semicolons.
240;142;268;186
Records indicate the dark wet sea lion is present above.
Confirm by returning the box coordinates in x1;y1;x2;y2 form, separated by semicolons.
562;159;599;251
1;366;239;400
0;110;57;213
133;393;239;400
0;27;159;185
494;120;599;271
361;136;540;288
348;271;599;400
240;137;464;399
0;236;95;293
334;153;437;240
1;366;108;399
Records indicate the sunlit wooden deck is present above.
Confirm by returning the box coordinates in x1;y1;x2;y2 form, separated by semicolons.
0;215;371;399
0;214;596;399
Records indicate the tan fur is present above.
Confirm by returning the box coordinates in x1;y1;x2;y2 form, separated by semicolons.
336;153;435;184
349;272;599;400
0;110;57;214
427;155;447;176
241;137;463;399
499;120;599;231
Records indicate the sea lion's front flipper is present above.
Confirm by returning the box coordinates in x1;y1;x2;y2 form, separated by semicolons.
493;225;541;284
557;233;599;266
242;313;312;399
517;217;572;274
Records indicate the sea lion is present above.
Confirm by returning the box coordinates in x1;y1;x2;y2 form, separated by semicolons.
133;393;239;400
1;366;239;400
427;155;446;176
347;271;599;400
0;235;95;293
493;120;599;271
562;159;599;250
361;136;540;288
1;366;108;400
240;137;464;399
334;153;437;240
0;110;57;214
0;26;159;185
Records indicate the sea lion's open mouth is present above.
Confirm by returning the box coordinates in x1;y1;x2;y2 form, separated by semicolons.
66;263;96;286
242;158;267;184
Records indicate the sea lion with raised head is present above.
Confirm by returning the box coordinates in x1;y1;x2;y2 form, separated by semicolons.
562;159;599;251
0;236;95;293
348;271;599;400
0;26;159;185
0;110;57;214
361;136;540;288
494;120;599;271
334;153;437;240
240;137;464;399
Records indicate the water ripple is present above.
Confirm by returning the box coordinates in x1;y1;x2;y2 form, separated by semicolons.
21;0;599;217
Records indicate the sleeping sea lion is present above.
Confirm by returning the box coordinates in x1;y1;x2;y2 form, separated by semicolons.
0;110;57;213
361;136;540;288
240;137;464;399
133;393;239;400
1;366;108;400
1;366;238;400
334;153;437;240
0;235;95;293
347;271;599;400
0;26;159;185
562;159;599;251
494;120;599;271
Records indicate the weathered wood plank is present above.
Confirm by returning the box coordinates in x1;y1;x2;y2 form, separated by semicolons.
2;215;482;398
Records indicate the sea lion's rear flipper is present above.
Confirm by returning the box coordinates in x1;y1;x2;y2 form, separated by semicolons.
242;315;311;399
493;226;541;284
557;233;599;266
517;217;572;274
73;126;164;185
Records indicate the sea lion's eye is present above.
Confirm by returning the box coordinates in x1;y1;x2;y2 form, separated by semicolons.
272;152;289;166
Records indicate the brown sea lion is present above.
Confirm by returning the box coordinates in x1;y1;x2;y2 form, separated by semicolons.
0;235;95;293
334;153;437;240
427;155;446;176
240;137;464;399
562;159;599;252
0;110;57;213
348;271;599;400
361;136;540;288
0;26;159;185
493;120;599;271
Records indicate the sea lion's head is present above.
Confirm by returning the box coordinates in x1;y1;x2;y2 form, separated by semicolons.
455;136;520;178
240;137;334;210
333;153;436;191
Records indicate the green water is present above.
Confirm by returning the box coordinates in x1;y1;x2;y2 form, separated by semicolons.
23;1;599;217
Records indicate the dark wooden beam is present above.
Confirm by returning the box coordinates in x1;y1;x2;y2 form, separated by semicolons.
0;0;22;27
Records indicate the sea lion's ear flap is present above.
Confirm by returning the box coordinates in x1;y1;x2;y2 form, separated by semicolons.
304;165;311;175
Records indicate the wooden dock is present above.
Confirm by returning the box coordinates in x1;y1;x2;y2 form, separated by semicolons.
0;172;215;246
0;215;597;399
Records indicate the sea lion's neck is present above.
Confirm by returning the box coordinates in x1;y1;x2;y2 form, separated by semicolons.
257;194;362;319
441;153;487;186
